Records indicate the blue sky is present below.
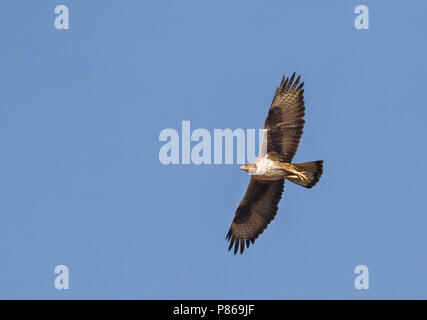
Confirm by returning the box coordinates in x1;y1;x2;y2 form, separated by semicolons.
1;0;427;299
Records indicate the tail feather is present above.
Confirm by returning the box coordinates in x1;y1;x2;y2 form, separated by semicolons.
287;160;323;188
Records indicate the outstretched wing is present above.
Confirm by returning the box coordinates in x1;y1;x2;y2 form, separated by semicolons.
262;73;306;163
226;178;284;254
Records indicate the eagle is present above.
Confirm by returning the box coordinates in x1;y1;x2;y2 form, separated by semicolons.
226;73;324;254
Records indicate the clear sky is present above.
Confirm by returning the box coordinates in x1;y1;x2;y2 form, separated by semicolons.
1;0;427;299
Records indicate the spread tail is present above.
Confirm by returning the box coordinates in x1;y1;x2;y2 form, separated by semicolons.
287;160;323;188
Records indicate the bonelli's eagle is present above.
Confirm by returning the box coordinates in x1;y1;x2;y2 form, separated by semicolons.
226;73;324;254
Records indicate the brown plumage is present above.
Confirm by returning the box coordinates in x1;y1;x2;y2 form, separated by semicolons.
226;73;324;254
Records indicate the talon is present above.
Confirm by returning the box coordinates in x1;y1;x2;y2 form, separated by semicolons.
298;171;307;181
287;171;308;181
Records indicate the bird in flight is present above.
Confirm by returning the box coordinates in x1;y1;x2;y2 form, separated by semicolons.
226;73;323;254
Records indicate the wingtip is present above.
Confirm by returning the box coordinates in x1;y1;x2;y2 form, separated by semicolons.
228;235;235;251
282;72;294;91
227;235;255;255
280;75;286;87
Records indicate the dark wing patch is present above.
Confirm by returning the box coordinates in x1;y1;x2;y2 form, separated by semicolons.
263;73;306;163
226;178;285;254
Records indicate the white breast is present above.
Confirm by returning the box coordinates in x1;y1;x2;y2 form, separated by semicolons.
255;156;275;175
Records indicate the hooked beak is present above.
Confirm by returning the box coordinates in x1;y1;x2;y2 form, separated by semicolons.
240;165;248;171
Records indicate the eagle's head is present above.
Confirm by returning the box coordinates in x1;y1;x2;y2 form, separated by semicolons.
240;164;257;174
